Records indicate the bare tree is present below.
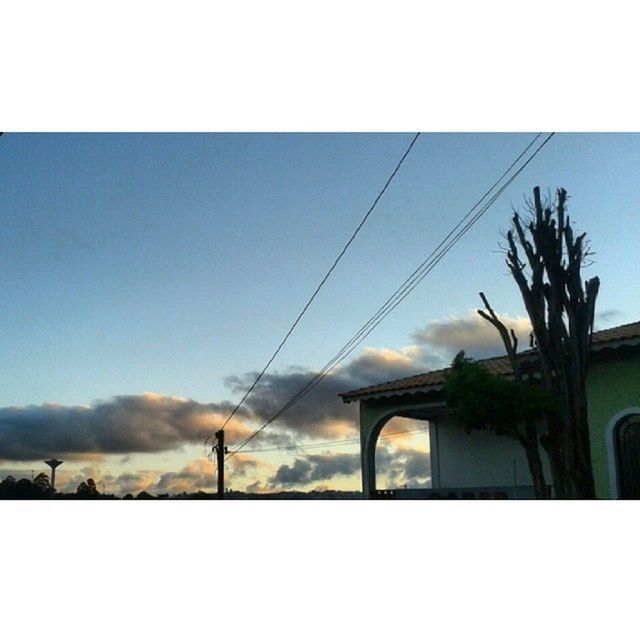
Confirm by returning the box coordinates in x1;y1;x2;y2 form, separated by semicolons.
482;186;599;498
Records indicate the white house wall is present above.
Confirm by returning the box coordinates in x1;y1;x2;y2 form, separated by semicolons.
432;420;551;489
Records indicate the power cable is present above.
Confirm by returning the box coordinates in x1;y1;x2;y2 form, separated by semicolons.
259;134;556;429
227;133;555;457
236;426;428;454
205;133;421;445
229;133;553;455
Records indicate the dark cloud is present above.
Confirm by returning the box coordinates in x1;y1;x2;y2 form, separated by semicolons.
226;346;427;441
226;369;357;439
223;313;536;448
0;393;256;461
378;447;431;488
268;445;430;489
343;347;431;387
271;458;313;486
270;453;360;486
224;312;532;445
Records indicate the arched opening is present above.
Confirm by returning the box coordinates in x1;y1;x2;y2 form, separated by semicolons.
374;416;431;491
614;412;640;498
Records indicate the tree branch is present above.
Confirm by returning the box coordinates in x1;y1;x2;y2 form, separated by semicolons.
477;292;522;381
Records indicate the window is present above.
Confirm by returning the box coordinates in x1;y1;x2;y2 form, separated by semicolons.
615;413;640;499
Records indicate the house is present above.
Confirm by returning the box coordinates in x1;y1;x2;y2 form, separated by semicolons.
340;320;640;499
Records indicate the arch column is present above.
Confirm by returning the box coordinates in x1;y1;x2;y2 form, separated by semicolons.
354;395;445;498
360;427;376;498
358;401;399;498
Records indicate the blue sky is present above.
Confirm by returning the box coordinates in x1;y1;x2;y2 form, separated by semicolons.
1;132;639;493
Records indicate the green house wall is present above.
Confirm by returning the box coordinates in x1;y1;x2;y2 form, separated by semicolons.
355;349;640;498
587;350;640;498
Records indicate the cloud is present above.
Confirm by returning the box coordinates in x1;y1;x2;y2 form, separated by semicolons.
57;464;108;493
271;458;313;486
268;444;431;490
53;459;216;496
375;445;431;488
0;468;37;482
0;312;534;472
56;455;268;496
225;346;427;442
223;312;531;447
270;453;360;487
0;393;256;461
228;453;263;477
153;459;217;494
595;309;622;328
111;470;160;496
413;312;532;360
245;480;268;494
0;341;428;464
226;312;536;449
344;346;430;386
226;370;355;440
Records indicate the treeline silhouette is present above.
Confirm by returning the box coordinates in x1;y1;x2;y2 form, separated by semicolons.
0;474;118;499
0;474;362;500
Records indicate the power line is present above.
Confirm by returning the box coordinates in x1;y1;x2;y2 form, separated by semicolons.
236;426;428;454
206;133;422;445
228;133;555;457
229;133;552;455
269;134;556;428
320;133;556;371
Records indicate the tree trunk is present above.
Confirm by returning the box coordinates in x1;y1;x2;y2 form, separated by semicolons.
523;438;548;499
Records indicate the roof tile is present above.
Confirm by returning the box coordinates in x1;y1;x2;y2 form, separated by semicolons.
340;320;640;402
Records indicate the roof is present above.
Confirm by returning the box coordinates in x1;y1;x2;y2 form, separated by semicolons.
588;320;640;346
340;320;640;403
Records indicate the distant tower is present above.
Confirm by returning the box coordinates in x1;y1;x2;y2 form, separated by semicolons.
44;459;63;491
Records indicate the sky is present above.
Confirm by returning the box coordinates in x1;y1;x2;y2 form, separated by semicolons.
1;132;639;495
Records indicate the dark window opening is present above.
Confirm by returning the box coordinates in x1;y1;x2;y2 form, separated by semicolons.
615;413;640;499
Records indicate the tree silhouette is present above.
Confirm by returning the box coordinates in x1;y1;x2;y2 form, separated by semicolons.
76;478;100;498
474;187;599;498
87;478;99;495
0;475;17;498
33;472;51;493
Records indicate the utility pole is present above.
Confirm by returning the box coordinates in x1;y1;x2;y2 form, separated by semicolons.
214;429;226;499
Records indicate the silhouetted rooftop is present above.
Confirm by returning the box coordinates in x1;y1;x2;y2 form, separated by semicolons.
340;320;640;403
